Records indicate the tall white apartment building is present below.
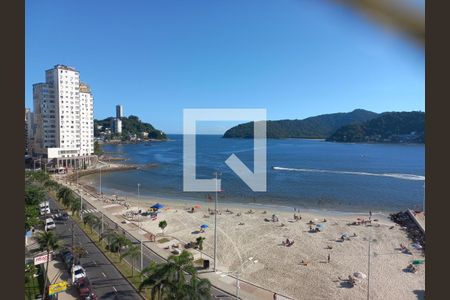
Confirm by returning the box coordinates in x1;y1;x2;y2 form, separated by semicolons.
32;65;96;169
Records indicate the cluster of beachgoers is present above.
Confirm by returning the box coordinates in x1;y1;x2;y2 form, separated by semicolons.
66;164;425;299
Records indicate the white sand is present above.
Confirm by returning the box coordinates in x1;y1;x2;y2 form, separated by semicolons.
93;191;425;300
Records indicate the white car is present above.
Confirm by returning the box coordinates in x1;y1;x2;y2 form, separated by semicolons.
44;218;56;231
40;201;51;215
72;265;87;283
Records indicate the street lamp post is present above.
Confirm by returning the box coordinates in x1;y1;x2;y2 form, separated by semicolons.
367;238;376;300
138;183;143;272
213;172;221;272
99;166;102;199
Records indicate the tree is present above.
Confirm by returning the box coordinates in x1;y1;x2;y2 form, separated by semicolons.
72;245;87;265
101;231;131;258
94;141;103;155
139;261;171;300
25;185;45;206
83;213;101;234
57;187;73;207
100;229;116;250
111;234;132;260
196;237;205;259
35;231;60;298
181;275;212;300
159;220;167;235
69;197;81;216
44;179;60;191
121;244;140;277
25;205;40;232
139;250;211;300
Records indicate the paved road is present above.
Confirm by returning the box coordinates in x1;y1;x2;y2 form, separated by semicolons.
80;199;235;299
47;196;143;300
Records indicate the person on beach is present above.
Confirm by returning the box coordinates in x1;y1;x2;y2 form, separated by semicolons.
369;210;372;220
273;292;277;300
327;253;330;263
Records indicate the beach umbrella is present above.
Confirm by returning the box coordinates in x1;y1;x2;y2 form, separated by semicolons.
307;220;315;225
354;272;367;279
341;233;349;239
200;224;209;229
151;203;165;210
194;204;201;208
316;224;325;228
412;259;425;265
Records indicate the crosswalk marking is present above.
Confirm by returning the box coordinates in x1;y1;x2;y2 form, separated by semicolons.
81;208;99;214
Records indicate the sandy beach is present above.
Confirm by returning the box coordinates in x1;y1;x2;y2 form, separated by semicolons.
74;173;425;300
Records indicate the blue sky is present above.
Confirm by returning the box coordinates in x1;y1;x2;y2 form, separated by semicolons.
26;0;424;134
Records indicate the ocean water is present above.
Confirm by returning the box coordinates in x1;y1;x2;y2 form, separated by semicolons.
84;134;425;213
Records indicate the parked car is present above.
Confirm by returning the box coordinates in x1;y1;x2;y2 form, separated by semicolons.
59;248;71;259
39;201;50;215
63;252;74;268
72;265;87;283
76;277;97;299
44;218;56;231
54;211;69;221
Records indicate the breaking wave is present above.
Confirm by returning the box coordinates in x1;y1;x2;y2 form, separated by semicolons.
272;166;425;181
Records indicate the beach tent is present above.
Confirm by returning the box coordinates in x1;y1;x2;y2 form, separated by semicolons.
200;224;209;229
151;203;165;210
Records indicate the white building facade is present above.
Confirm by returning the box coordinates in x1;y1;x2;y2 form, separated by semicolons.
32;65;96;168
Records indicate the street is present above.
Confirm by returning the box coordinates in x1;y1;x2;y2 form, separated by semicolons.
48;196;143;300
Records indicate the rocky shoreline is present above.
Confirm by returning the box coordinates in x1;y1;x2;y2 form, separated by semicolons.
390;211;425;249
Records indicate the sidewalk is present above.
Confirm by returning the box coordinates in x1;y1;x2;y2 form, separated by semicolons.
56;177;295;300
44;257;78;300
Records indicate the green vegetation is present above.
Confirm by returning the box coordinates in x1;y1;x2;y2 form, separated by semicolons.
94;115;167;140
327;111;425;143
121;245;141;277
25;171;61;299
196;237;205;259
223;109;378;139
25;263;42;300
159;220;167;235
35;231;61;298
94;140;103;155
157;238;170;244
139;250;212;300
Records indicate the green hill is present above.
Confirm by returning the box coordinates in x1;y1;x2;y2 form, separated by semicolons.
327;111;424;143
223;109;378;139
94;115;167;140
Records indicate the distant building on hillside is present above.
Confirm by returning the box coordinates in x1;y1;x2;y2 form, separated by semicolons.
111;104;123;135
116;104;123;118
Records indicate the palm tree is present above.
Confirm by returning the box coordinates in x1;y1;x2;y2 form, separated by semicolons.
111;234;132;260
57;186;72;207
181;275;212;300
69;196;81;216
139;261;172;300
83;213;101;234
121;244;140;277
100;229;116;250
72;245;87;265
35;231;60;298
159;220;167;235
139;250;202;299
196;237;205;259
